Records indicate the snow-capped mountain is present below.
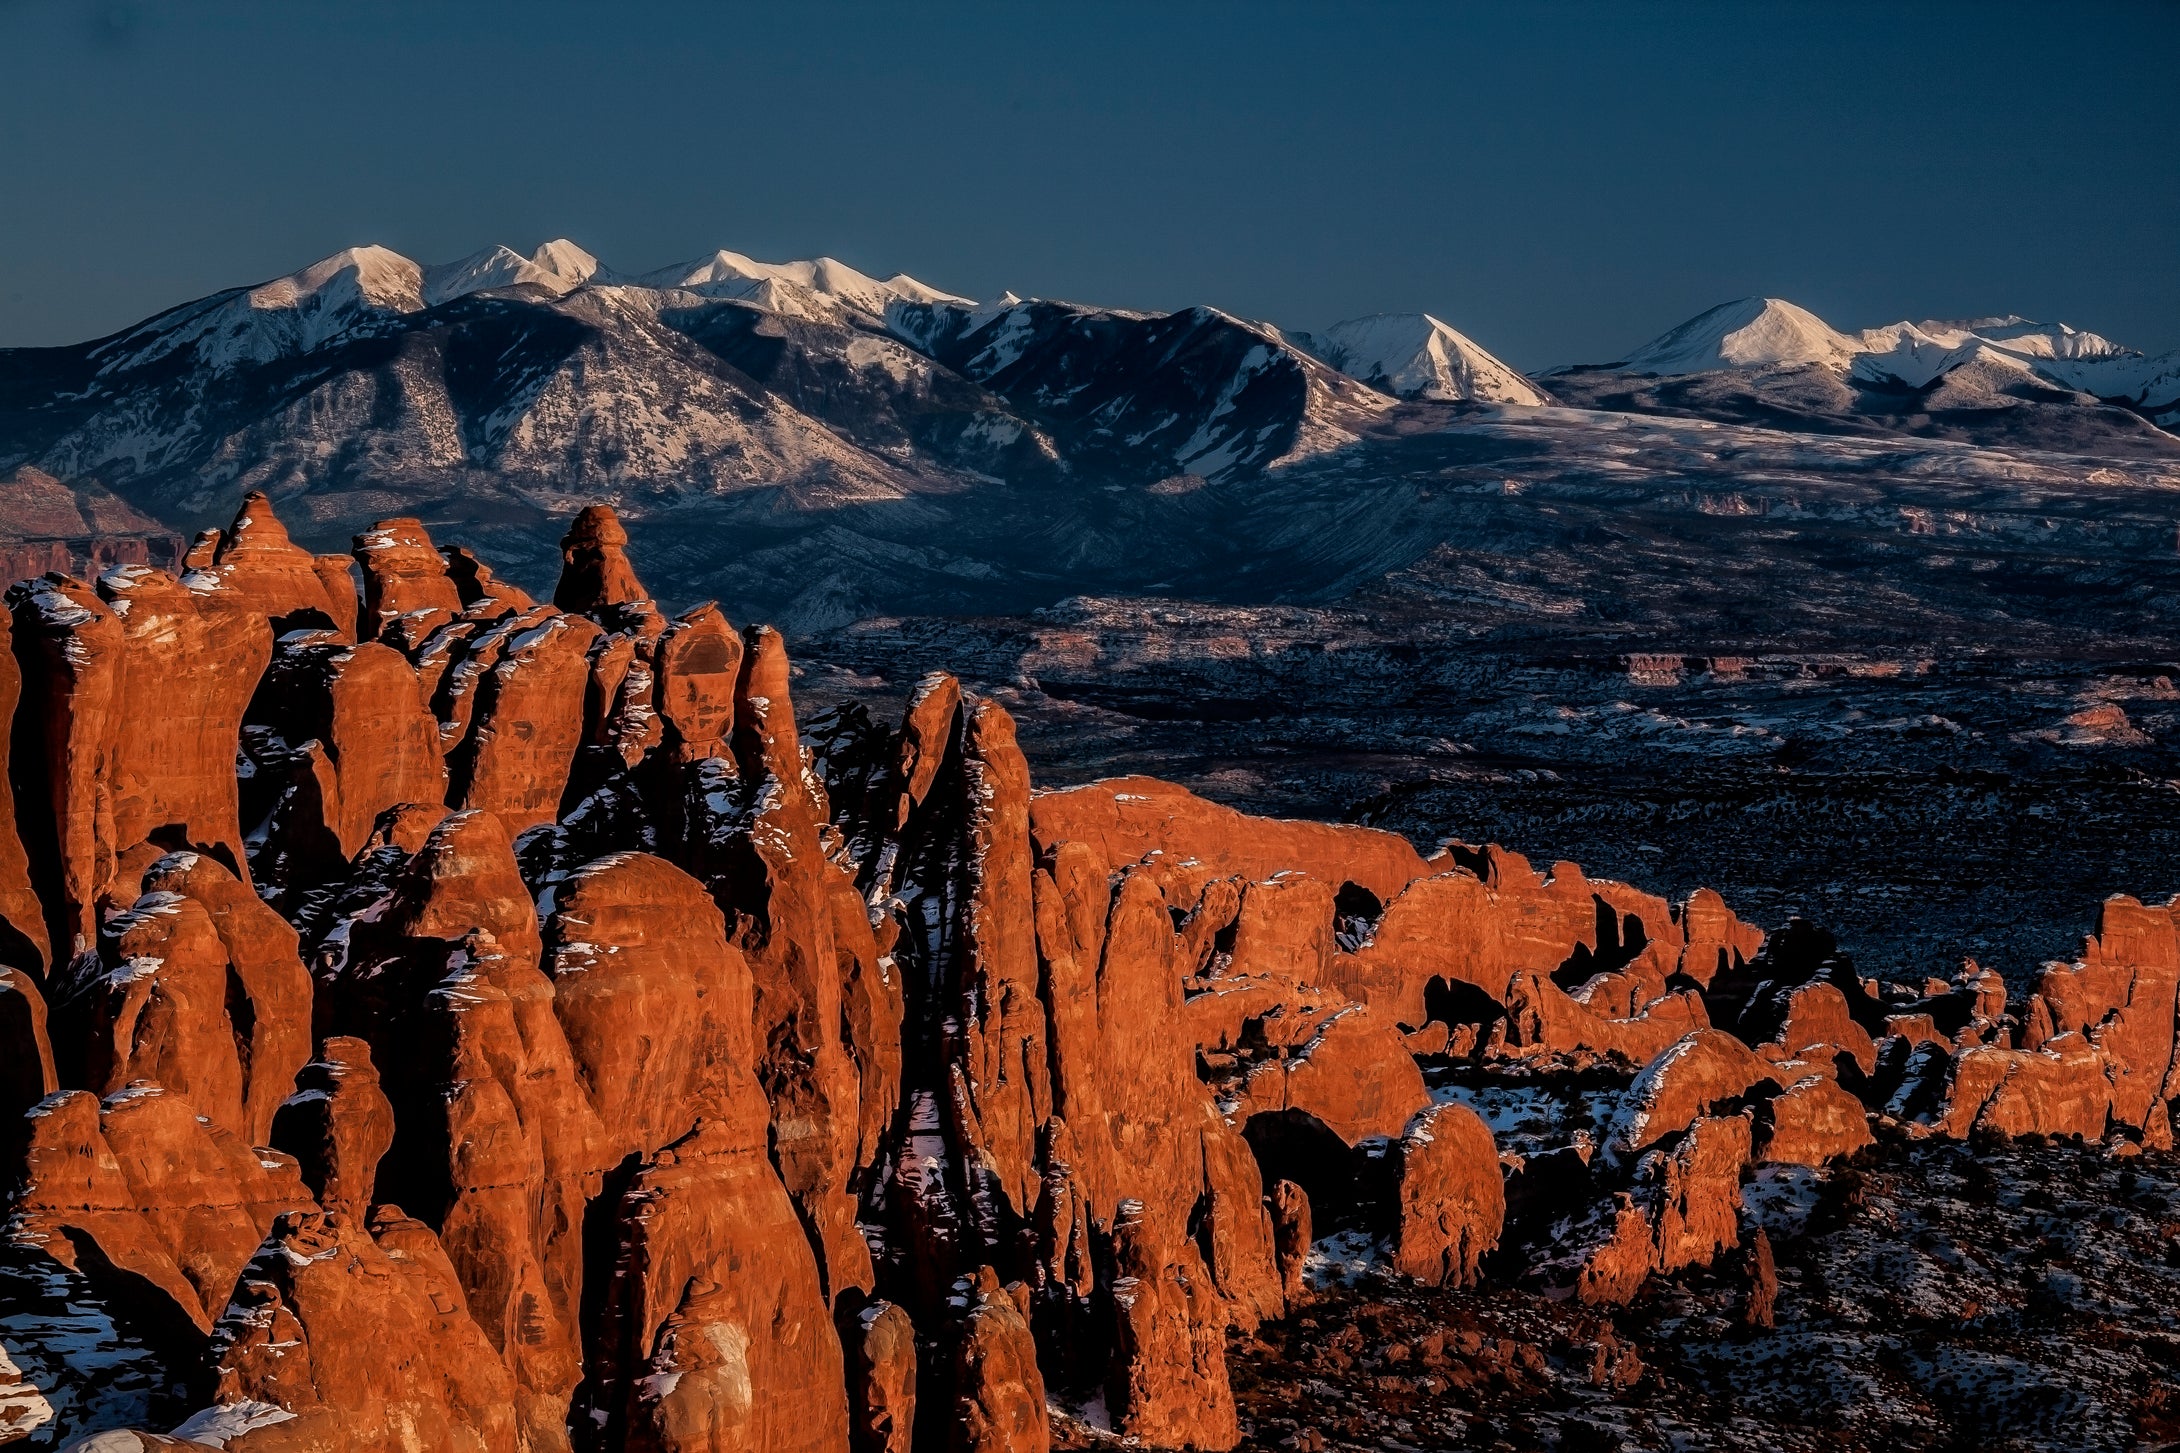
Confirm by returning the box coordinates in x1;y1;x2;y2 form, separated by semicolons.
1617;298;1865;375
1544;295;2180;445
0;239;1457;617
885;295;1392;478
3;240;2176;627
634;250;965;321
1294;313;1550;407
423;239;599;305
1600;296;2180;423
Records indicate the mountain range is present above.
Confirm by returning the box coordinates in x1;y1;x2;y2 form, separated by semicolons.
3;239;2175;624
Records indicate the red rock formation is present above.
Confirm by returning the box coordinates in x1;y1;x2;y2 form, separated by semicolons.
1269;1179;1312;1303
0;610;52;974
1755;982;1878;1076
21;498;2176;1453
1029;776;1430;903
2034;895;2180;1130
1607;1029;1783;1160
254;637;449;877
954;700;1051;1219
1231;1002;1429;1145
1327;849;1762;1049
1497;970;1708;1065
140;851;313;1144
552;505;650;617
0;964;57;1141
354;518;463;644
198;1206;523;1452
8;564;270;961
78;891;250;1136
893;672;962;828
702;625;872;1301
207;492;352;634
1572;1194;1655;1307
1107;1200;1237;1451
1390;1101;1504;1288
950;1267;1049;1453
1677;887;1766;987
443;545;536;618
1755;1075;1873;1166
1646;1114;1752;1274
1938;1031;2112;1139
651;604;743;761
11;1085;311;1333
314;555;362;639
1228;873;1336;982
845;1300;918;1453
1027;851;1286;1369
270;1036;395;1223
444;608;603;833
543;850;753;1154
596;1116;850;1453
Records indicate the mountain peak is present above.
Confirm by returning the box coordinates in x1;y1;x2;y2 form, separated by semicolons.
1305;312;1548;406
637;249;968;316
246;244;425;314
422;240;598;306
1620;297;1862;375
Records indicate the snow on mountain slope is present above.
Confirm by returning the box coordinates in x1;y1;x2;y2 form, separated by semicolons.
635;250;968;320
1298;313;1548;406
1619;297;1864;375
95;244;428;375
1605;297;2176;438
886;296;1391;479
423;239;598;304
10;234;2177;604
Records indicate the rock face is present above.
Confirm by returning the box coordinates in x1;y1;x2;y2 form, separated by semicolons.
206;1208;523;1453
11;1085;312;1334
8;496;2176;1451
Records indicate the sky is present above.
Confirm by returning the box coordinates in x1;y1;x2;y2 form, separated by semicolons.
2;1;2176;370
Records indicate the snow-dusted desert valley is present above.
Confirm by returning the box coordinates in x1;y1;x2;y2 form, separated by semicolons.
5;243;2180;1452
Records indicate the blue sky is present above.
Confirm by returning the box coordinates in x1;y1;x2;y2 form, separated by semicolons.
3;0;2175;367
